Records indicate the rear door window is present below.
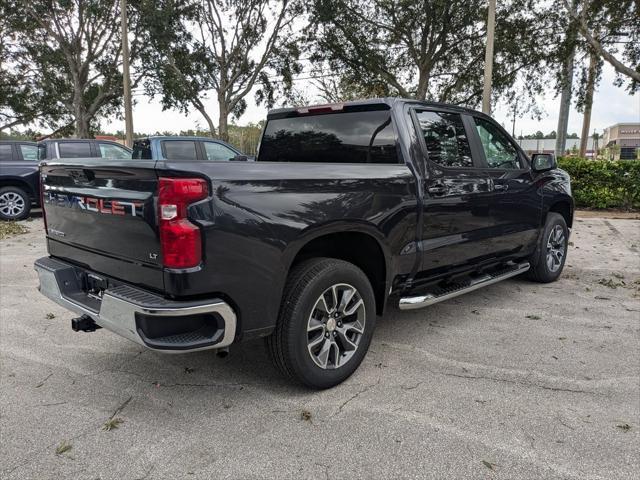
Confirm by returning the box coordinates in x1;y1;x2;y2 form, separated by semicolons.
99;142;131;159
0;144;12;161
58;142;92;158
19;144;38;161
414;110;473;168
203;141;237;161
163;140;198;160
259;110;398;163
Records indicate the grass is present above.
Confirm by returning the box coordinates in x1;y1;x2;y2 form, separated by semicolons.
0;221;28;240
102;417;124;431
55;440;72;455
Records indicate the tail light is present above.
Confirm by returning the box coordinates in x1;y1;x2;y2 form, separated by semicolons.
158;177;208;269
39;169;48;233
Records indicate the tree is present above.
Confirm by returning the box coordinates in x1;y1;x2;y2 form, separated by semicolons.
3;0;145;137
306;0;554;110
565;0;640;89
137;0;301;141
0;2;65;132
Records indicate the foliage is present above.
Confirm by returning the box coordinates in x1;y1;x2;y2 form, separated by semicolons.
2;0;145;137
558;157;640;210
0;221;28;239
135;0;301;141
305;0;555;112
567;0;640;91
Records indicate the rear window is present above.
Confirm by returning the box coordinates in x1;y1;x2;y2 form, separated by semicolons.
58;142;92;158
163;140;198;160
132;139;152;159
259;110;398;163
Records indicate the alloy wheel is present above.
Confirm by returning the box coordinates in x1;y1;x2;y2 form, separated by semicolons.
307;283;366;369
546;224;566;272
0;192;26;218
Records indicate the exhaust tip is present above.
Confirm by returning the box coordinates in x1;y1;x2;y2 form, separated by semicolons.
215;347;229;358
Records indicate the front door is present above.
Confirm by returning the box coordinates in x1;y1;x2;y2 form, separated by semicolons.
471;115;541;258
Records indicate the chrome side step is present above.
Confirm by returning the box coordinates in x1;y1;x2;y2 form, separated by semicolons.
399;262;530;311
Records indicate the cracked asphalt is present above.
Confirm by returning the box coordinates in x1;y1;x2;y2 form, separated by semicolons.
1;215;639;480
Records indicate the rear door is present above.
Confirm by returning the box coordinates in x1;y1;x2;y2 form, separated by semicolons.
411;108;495;275
41;157;164;291
470;115;541;257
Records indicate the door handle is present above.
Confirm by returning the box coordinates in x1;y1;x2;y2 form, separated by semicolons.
427;185;447;195
493;184;509;191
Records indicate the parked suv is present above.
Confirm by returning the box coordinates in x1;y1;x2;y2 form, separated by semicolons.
37;139;131;160
34;98;573;388
0;140;40;220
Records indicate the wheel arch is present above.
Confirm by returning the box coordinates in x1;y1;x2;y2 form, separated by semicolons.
284;225;390;316
0;178;36;198
547;199;574;229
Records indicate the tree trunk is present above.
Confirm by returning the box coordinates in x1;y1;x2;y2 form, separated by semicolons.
555;57;574;158
75;114;90;138
579;52;597;158
218;96;229;142
555;0;578;157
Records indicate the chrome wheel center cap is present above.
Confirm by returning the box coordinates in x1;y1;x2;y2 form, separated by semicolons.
326;318;337;332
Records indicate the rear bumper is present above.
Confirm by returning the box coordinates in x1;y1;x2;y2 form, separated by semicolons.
34;257;237;352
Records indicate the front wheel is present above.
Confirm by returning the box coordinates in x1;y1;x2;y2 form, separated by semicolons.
526;212;568;283
266;258;376;389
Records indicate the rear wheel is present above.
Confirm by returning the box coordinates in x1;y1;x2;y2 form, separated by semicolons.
0;186;31;221
266;258;376;389
526;212;568;283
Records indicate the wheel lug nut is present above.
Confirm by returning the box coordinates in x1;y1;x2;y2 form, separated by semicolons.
325;333;329;338
333;331;337;337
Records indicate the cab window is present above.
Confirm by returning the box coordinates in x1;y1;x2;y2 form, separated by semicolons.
0;144;12;161
203;142;236;161
19;144;38;160
414;110;473;168
474;117;522;169
58;142;92;158
99;142;130;159
163;140;198;160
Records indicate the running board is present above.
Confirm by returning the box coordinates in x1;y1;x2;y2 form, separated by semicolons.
399;262;530;311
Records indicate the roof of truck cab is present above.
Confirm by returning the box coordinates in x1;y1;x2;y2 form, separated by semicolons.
267;97;486;118
142;136;237;143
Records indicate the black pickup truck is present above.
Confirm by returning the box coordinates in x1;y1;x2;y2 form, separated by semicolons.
34;98;573;388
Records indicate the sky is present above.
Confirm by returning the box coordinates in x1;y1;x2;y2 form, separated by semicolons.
106;62;639;138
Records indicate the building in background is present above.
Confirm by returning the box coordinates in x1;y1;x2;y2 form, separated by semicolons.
602;123;640;160
516;122;640;160
516;137;596;157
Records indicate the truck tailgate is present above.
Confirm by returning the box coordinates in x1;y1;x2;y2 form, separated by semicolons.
41;158;164;292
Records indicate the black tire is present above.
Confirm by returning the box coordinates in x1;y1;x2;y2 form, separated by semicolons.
526;212;568;283
0;186;31;221
266;258;377;389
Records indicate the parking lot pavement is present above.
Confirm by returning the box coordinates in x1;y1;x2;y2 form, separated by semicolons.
1;217;638;480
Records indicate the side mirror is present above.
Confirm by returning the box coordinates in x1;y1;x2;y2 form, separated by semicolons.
231;154;248;162
531;153;557;172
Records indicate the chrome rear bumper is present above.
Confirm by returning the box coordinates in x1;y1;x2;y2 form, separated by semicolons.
34;257;236;352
